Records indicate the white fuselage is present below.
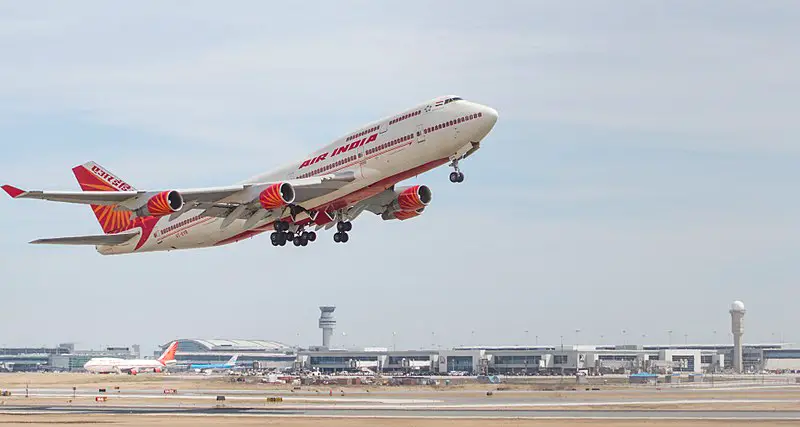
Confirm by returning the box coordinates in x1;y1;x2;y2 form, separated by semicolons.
97;96;498;254
83;357;166;374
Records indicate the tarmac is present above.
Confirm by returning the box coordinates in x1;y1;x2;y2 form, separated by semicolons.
2;373;800;425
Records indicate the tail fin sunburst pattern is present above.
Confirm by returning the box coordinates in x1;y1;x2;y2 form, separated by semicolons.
158;341;179;365
72;162;137;234
72;162;158;250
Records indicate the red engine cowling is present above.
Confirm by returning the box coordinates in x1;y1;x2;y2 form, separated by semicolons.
259;182;296;210
141;190;184;217
383;208;425;221
391;185;432;212
153;367;162;373
129;369;138;375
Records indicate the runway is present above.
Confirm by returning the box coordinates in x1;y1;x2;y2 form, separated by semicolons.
4;374;800;425
3;404;800;420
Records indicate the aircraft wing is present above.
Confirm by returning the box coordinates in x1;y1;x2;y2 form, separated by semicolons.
30;230;140;246
3;170;356;229
2;171;354;209
194;172;357;220
291;171;356;203
2;184;247;207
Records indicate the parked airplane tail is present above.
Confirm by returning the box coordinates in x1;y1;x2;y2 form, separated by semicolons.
158;341;179;364
228;354;239;365
71;162;137;234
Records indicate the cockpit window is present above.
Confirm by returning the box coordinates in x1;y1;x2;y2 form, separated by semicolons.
444;97;463;105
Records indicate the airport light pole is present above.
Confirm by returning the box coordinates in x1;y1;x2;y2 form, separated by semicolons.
684;333;688;345
560;335;563;351
575;329;581;372
621;329;627;346
392;332;397;352
668;330;673;346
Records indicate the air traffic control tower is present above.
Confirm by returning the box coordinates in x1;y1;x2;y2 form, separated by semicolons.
319;306;336;349
730;300;746;373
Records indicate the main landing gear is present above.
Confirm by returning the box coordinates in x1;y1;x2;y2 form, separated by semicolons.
270;221;316;247
333;221;352;243
449;159;465;183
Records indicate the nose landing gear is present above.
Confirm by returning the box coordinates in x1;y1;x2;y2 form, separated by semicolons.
449;159;465;183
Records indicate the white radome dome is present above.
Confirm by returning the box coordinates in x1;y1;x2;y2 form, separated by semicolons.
731;300;746;311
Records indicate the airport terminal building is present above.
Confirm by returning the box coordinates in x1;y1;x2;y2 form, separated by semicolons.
1;340;796;375
157;339;297;370
0;343;139;372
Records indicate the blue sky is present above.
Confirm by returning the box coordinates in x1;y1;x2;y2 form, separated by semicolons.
1;1;799;355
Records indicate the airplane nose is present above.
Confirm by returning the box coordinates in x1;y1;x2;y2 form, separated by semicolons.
483;106;498;126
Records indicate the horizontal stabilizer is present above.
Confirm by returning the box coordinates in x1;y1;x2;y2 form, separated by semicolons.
30;230;139;246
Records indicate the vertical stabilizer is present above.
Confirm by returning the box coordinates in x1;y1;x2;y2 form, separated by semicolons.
158;341;179;364
71;162;137;234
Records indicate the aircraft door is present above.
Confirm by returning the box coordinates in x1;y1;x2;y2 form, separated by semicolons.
416;124;426;143
356;138;367;178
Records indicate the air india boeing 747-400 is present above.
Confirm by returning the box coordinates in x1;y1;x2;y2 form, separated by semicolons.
3;95;498;254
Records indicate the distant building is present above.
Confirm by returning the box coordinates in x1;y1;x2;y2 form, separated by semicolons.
157;339;296;370
0;344;139;372
762;349;800;372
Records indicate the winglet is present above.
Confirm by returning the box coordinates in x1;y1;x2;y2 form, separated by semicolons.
2;185;25;198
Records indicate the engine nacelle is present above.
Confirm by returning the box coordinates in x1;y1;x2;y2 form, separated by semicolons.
382;207;425;221
129;368;138;375
153;367;162;373
391;185;432;212
135;191;184;217
259;182;296;210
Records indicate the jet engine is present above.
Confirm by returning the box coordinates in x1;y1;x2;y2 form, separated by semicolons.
390;185;432;212
153;367;162;373
135;191;184;217
259;182;296;210
382;207;425;221
382;185;432;221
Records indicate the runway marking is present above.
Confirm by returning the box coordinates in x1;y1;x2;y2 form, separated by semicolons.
18;393;441;404
139;414;800;421
4;410;800;421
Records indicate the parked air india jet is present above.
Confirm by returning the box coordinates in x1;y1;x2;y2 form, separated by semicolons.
84;341;178;375
3;96;497;254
